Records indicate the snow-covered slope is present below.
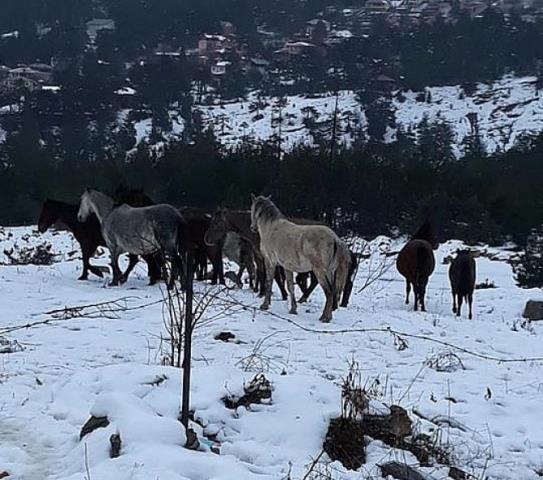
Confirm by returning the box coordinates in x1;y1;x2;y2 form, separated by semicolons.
193;75;543;157
1;227;542;479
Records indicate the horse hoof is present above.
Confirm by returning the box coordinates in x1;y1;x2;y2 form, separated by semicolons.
469;314;472;320
109;281;119;287
260;304;269;311
298;297;307;304
289;309;297;315
119;276;128;285
78;276;88;281
319;316;331;323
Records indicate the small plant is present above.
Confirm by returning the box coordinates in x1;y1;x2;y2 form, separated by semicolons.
3;242;56;265
475;279;496;290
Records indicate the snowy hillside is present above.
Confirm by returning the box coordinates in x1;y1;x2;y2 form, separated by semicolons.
191;75;543;157
1;227;543;479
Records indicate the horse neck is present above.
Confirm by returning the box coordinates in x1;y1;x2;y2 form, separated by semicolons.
89;193;114;224
49;201;79;230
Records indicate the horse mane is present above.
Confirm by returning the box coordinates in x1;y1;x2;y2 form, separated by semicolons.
253;196;283;223
412;221;437;248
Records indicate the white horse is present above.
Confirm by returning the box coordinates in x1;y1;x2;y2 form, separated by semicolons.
77;189;187;289
250;194;350;322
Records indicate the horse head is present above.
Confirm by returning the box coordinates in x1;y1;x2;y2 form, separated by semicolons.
77;189;94;223
37;199;57;233
204;208;229;246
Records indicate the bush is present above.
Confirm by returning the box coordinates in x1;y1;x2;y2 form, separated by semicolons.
513;227;543;289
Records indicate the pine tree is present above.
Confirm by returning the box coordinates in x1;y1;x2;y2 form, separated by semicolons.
514;227;543;289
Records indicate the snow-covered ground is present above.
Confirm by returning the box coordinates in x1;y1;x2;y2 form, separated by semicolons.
1;227;543;479
191;75;543;157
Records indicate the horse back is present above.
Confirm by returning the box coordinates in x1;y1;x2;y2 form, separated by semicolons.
449;253;476;295
397;239;435;282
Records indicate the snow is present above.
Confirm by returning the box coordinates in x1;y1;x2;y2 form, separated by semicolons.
197;90;366;152
0;227;543;479
193;75;543;157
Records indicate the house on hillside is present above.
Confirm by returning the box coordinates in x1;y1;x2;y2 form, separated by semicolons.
0;65;54;93
86;18;115;43
211;61;231;76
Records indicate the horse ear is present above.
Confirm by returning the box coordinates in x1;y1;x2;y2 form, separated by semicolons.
266;194;272;200
85;187;90;193
250;193;256;203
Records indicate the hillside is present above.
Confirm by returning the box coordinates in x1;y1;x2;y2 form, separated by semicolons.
181;75;543;157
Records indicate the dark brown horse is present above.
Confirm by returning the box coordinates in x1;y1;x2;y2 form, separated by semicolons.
37;199;161;283
396;222;437;312
204;208;288;299
448;250;476;319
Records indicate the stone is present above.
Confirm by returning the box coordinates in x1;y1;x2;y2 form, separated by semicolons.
523;300;543;321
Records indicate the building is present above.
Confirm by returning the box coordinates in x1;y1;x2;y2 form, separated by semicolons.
211;61;231;76
85;18;116;43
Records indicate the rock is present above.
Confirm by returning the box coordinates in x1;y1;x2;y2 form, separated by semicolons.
523;300;543;321
110;433;121;458
362;405;412;445
214;331;236;342
80;415;110;440
323;417;366;470
449;466;471;480
380;461;435;480
223;373;272;409
185;428;200;450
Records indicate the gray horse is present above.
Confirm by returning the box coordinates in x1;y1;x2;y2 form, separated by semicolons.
250;194;350;322
77;189;187;289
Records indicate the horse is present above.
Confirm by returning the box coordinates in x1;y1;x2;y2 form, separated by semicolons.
396;222;437;312
448;250;476;319
115;186;221;284
37;199;161;283
77;189;187;289
204;208;288;299
250;195;350;322
221;231;257;289
181;211;225;285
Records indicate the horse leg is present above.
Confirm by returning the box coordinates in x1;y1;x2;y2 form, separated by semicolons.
405;280;411;305
255;257;266;296
457;295;463;317
121;254;139;284
313;268;334;323
413;286;419;311
109;249;122;286
452;289;457;314
468;293;473;320
296;273;309;301
301;272;319;303
145;253;162;285
79;246;91;280
260;259;275;311
420;281;428;312
285;270;297;315
275;267;288;300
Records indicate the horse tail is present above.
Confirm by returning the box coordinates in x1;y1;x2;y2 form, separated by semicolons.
327;238;348;309
335;242;351;308
415;243;427;292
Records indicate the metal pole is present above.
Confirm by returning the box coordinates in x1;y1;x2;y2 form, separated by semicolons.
181;250;193;429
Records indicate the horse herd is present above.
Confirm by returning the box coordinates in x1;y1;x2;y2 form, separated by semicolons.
37;187;477;322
